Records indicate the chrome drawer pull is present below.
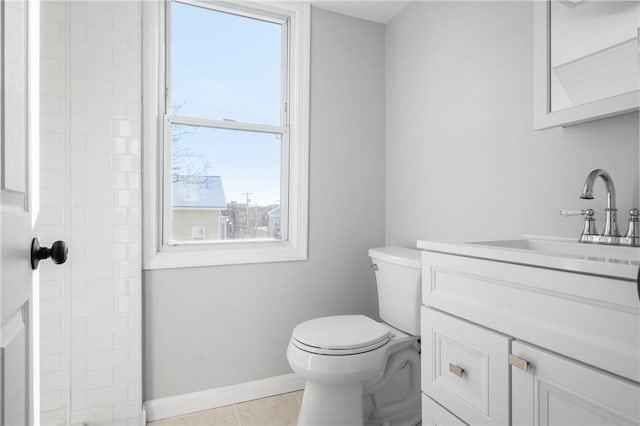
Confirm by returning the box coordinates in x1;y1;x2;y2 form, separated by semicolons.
449;363;464;377
508;354;529;372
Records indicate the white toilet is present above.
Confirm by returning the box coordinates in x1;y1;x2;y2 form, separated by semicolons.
287;247;422;426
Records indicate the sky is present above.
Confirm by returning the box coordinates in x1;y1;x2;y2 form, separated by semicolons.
171;1;283;206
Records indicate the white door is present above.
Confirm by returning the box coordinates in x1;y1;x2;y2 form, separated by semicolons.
1;0;39;424
511;340;640;426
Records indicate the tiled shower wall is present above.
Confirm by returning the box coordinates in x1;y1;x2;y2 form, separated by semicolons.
39;1;142;424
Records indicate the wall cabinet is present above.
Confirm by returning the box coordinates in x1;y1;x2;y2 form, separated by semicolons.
420;250;640;425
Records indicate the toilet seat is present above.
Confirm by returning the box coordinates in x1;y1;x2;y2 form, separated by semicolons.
292;315;391;355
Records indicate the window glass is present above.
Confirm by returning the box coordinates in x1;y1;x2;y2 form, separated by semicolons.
170;124;282;242
171;1;283;125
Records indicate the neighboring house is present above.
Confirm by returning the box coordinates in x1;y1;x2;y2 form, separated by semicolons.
267;205;281;239
172;176;227;241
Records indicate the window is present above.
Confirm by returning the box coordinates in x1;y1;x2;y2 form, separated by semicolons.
143;0;310;269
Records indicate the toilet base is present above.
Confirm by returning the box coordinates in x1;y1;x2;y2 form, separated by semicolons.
298;381;364;426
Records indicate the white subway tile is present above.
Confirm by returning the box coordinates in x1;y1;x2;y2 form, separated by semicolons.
40;280;62;301
69;132;87;153
41;1;67;23
71;353;88;373
72;332;114;354
40;112;66;134
114;329;138;350
71;279;88;299
41;317;63;337
40;408;67;426
72;369;114;392
70;208;87;226
71;297;114;317
114;295;130;313
41;390;64;412
69;23;87;43
113;225;138;243
41;95;64;115
71;405;114;426
86;384;128;408
88;26;127;49
39;206;65;225
41;335;67;355
41;19;64;42
40;39;66;62
40;57;63;78
127;381;140;403
88;314;128;334
85;279;116;298
70;59;87;79
40;169;63;189
71;317;87;337
113;400;141;421
71;392;87;411
114;365;138;385
71;261;115;282
113;280;129;297
88;348;128;371
41;353;63;375
41;371;67;393
40;298;65;318
69;95;87;117
70;224;112;243
40;2;142;423
40;187;66;208
86;3;115;29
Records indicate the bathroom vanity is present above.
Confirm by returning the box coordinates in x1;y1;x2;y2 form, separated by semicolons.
417;236;640;425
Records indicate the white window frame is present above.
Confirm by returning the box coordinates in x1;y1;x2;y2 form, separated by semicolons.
142;0;310;269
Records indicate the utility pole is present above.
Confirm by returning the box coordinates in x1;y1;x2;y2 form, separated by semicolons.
242;192;252;238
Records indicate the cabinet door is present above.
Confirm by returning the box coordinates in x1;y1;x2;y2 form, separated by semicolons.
422;394;468;426
511;341;640;426
422;307;511;425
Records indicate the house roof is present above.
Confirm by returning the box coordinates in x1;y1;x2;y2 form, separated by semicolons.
172;176;227;209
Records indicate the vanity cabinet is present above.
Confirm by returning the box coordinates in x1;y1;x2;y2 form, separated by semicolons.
419;249;640;426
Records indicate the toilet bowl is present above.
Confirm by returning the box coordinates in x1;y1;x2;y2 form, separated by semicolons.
287;247;422;426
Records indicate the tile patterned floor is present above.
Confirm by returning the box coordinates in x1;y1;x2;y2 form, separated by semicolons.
147;391;303;426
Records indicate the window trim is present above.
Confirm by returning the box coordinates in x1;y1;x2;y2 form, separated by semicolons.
142;0;310;269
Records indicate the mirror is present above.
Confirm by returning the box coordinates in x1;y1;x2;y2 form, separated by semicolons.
534;0;639;130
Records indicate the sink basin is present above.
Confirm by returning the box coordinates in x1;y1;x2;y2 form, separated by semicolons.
417;236;640;281
470;238;640;265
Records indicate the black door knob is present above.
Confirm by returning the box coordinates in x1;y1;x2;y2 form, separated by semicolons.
31;238;68;270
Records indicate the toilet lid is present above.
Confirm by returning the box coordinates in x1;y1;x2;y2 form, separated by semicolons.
292;315;390;353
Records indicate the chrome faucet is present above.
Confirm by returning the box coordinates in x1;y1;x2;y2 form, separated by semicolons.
561;169;639;247
579;169;620;240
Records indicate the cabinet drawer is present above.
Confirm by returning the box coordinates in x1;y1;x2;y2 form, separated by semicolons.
422;393;468;426
422;307;511;425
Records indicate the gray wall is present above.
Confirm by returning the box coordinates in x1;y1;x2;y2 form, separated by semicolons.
143;8;386;400
385;1;639;246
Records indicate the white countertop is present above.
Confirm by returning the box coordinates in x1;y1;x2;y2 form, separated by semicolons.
417;235;639;281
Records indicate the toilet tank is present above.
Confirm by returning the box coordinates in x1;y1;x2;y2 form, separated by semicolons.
369;247;422;336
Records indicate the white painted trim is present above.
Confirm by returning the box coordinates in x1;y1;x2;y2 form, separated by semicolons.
143;373;304;422
142;1;310;270
533;0;639;130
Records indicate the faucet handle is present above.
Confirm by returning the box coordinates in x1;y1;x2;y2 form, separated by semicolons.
623;209;639;247
561;209;597;241
560;209;594;217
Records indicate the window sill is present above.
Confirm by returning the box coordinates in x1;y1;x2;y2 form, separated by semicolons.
143;240;307;270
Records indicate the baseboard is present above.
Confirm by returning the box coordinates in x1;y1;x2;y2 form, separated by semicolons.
144;373;304;421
